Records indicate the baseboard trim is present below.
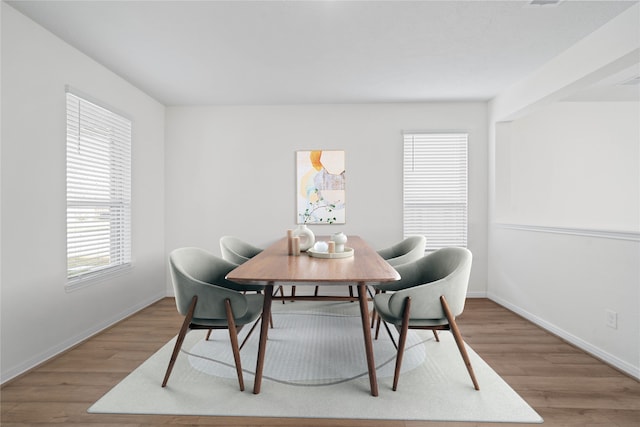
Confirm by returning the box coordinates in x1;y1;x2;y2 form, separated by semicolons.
0;291;167;386
488;293;640;381
467;291;487;298
494;223;640;242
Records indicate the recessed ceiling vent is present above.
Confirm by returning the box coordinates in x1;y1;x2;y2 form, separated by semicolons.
528;0;564;6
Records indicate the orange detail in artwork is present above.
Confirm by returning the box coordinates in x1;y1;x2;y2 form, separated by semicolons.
310;150;323;171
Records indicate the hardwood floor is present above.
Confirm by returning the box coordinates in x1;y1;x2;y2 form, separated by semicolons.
2;297;639;426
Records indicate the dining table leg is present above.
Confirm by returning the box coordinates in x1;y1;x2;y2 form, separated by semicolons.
357;282;378;396
253;282;274;394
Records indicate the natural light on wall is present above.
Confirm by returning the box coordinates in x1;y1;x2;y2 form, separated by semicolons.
403;132;468;251
66;90;132;286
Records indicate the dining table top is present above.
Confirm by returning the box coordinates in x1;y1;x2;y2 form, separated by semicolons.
226;235;400;285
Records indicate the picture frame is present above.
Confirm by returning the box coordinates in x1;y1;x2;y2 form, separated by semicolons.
296;150;346;224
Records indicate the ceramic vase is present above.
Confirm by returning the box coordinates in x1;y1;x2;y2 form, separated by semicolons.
293;224;315;251
330;231;347;253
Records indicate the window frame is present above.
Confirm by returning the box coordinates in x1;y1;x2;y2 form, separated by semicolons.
65;88;132;289
402;131;468;252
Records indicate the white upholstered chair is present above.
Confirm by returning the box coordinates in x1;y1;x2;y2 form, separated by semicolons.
163;247;263;391
374;247;479;391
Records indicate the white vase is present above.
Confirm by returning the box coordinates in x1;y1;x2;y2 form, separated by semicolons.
293;224;315;251
330;232;348;253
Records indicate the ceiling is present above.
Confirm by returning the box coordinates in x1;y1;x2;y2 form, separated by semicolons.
6;0;639;106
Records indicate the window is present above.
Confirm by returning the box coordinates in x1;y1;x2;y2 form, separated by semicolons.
66;90;132;284
403;132;468;251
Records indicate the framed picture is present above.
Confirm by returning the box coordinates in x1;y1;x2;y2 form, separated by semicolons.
296;150;346;224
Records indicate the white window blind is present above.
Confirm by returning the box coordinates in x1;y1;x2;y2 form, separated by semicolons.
66;91;132;283
403;132;468;251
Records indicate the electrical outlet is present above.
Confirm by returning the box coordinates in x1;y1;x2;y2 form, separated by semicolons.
605;309;618;329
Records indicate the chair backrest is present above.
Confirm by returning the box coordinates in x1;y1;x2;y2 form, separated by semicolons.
377;235;426;267
388;247;472;321
169;247;248;319
219;236;263;265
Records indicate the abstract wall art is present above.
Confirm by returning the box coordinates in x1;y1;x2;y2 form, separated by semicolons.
296;150;346;224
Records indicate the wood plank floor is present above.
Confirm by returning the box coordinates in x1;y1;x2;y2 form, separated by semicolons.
2;297;639;426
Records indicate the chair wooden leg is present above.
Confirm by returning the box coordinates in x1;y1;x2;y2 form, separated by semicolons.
205;329;213;341
279;285;285;304
376;315;398;349
240;314;262;351
433;330;440;342
225;299;245;391
393;297;411;391
370;289;380;328
162;295;197;387
314;286;319;296
366;286;375;299
440;295;479;391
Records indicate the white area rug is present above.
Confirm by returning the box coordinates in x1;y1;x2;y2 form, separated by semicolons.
89;301;542;423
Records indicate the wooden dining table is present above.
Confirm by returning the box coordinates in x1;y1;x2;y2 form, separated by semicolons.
226;235;400;396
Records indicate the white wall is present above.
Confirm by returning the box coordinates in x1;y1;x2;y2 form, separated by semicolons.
165;103;488;295
495;102;639;231
494;101;639;373
1;3;166;382
488;4;640;378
